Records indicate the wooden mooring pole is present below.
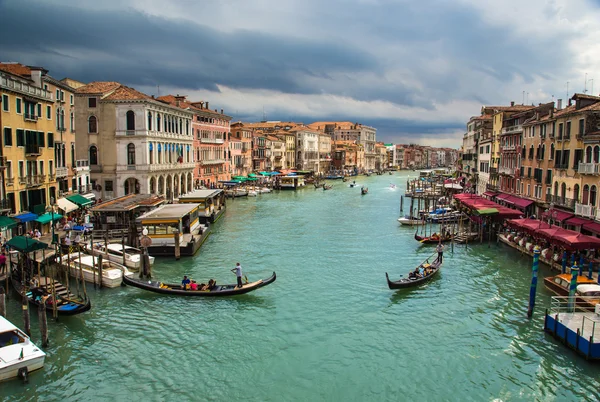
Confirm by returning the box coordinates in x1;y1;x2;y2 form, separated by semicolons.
38;300;48;347
174;231;181;261
97;254;103;289
0;287;5;318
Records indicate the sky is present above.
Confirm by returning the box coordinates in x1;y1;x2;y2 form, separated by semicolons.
1;0;600;148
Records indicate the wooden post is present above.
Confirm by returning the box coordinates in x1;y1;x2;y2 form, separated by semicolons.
97;254;103;289
174;231;181;261
0;288;5;317
38;300;48;347
78;247;87;299
400;195;403;214
144;248;152;278
121;235;126;267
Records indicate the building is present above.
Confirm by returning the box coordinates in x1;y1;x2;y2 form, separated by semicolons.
74;82;195;201
290;126;320;172
0;63;57;214
230;122;254;177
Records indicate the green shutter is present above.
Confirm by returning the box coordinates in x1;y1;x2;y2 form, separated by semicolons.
38;131;45;147
16;129;24;146
16;98;21;114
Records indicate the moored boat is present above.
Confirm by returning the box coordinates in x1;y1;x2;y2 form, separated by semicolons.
123;272;277;297
414;231;453;244
0;315;46;382
86;243;155;270
63;253;133;288
386;255;442;289
397;216;425;226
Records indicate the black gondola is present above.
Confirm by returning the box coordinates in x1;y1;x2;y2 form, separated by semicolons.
385;256;442;289
123;272;277;297
414;231;452;244
11;271;91;316
361;187;368;195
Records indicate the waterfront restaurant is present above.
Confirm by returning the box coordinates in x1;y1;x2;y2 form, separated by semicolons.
136;203;210;256
177;189;226;223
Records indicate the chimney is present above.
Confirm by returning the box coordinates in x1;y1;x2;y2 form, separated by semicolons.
568;99;572;107
29;67;43;88
174;94;186;107
549;109;554;118
510;101;515;107
205;102;209;109
557;99;562;110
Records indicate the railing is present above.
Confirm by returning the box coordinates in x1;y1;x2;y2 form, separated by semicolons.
126;130;135;136
501;125;523;135
501;145;516;151
200;138;224;144
578;162;600;175
499;166;513;175
55;166;68;178
25;175;44;187
0;75;53;101
5;177;14;186
78;185;92;194
486;184;499;192
18;176;27;184
24;113;38;122
90;164;103;173
48;173;55;181
25;144;40;156
199;159;225;165
546;194;576;210
0;198;12;211
575;203;595;218
57;126;66;132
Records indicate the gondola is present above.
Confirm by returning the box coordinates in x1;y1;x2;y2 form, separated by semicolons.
122;272;276;297
361;187;368;195
414;231;452;244
386;256;442;289
323;184;333;190
11;271;91;316
313;182;321;189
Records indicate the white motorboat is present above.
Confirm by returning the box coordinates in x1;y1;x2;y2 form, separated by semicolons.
397;216;426;226
257;187;271;194
87;243;155;270
0;315;45;382
225;188;248;197
247;190;258;197
63;253;133;288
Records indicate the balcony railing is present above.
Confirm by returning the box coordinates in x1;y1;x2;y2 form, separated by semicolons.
90;164;103;173
578;162;600;175
554;163;568;170
200;138;224;144
501;125;523;135
575;203;595;218
501;145;516;151
0;198;12;211
25;144;41;156
546;194;576;210
200;159;225;165
0;75;53;101
25;175;44;187
24;113;38;122
498;166;513;175
78;184;92;194
5;177;14;186
55;166;69;178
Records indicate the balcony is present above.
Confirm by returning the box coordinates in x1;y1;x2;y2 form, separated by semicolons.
25;175;44;187
498;166;513;175
200;138;224;144
48;173;56;181
55;166;69;178
57;126;66;133
500;145;516;151
554;163;568;170
578;162;600;175
575;203;595;218
0;75;53;101
90;164;103;173
24;113;38;122
25;144;41;157
78;184;92;194
5;177;14;186
0;198;12;211
200;159;225;166
546;194;576;210
501;125;523;135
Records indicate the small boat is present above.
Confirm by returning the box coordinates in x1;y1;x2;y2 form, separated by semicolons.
361;187;368;195
247;190;258;197
86;243;155;270
414;231;452;244
123;272;277;297
397;216;425;226
323;184;333;190
544;273;597;299
390;184;396;189
224;188;248;197
63;253;133;288
0;315;46;382
257;187;271;194
349;182;358;188
386;256;442;289
389;172;393;175
11;273;91;316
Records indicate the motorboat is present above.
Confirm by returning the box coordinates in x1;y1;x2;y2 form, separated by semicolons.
397;216;425;226
0;315;46;382
63;253;133;288
224;188;248;197
247;190;258;197
87;243;155;270
256;187;271;194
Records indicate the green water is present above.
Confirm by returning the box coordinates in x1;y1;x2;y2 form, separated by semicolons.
2;173;600;401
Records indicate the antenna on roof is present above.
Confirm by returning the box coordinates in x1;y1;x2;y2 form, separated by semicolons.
522;91;525;105
584;73;588;93
566;81;569;100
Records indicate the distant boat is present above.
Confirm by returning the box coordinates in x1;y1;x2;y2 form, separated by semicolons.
361;187;368;195
386;255;442;289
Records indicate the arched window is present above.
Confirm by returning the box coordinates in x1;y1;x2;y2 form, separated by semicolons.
529;145;534;159
126;110;135;131
88;116;98;133
586;146;593;163
89;146;98;165
148;112;152;131
157;114;161;132
554;182;558;197
595;146;600;163
127;143;136;165
591;185;598;207
541;144;545;160
550;143;555;159
583;184;590;204
70;112;74;131
560;183;567;202
179;118;182;134
574;184;580;203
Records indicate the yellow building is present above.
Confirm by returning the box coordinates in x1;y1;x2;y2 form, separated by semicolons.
0;63;57;214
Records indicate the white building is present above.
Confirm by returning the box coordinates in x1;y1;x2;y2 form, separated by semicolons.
291;127;320;172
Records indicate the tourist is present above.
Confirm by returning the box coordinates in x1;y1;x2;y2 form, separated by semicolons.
0;251;6;275
34;229;41;239
64;236;72;246
231;262;243;288
436;243;444;263
418;265;425;277
207;279;216;290
181;275;191;290
190;280;198;291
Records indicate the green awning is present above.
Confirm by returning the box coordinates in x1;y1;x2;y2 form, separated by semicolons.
35;212;64;224
0;216;17;229
475;208;499;215
66;194;93;207
6;236;48;253
246;177;258;181
248;173;258;178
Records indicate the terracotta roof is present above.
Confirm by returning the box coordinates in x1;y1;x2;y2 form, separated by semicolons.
104;85;151;101
243;122;302;130
75;81;121;94
308;121;361;130
0;62;32;78
157;95;195;110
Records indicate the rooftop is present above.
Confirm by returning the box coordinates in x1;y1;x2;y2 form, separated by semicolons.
178;189;223;200
91;194;165;212
137;203;202;221
75;81;121;94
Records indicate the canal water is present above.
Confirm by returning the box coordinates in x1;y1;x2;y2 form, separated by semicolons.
2;173;600;401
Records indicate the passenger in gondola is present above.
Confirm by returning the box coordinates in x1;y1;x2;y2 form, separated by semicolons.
182;275;191;290
190;280;198;291
208;279;216;290
418;266;425;277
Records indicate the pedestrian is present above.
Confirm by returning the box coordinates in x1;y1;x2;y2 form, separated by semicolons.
231;262;243;288
0;251;6;275
436;243;444;263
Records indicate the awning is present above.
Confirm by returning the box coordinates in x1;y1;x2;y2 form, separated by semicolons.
56;197;78;213
15;212;38;223
496;193;511;201
542;208;574;223
83;193;96;200
482;191;498;198
565;217;591;227
66;194;93;207
475;208;499;215
0;216;17;229
35;212;63;224
583;222;600;235
503;196;534;209
6;236;48;253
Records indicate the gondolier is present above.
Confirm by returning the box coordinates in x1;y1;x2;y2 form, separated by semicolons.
231;262;243;288
436;243;444;263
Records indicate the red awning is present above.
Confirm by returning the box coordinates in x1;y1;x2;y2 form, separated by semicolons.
496;193;511;200
482;191;498;198
565;217;592;227
583;222;600;235
510;196;534;209
542;208;574;222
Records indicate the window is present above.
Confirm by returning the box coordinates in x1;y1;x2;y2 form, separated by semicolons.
37;104;41;118
16;98;22;114
579;119;585;136
70;112;74;131
70;94;74;105
3;127;12;146
71;143;75;167
16;129;24;146
126;110;135;131
148;112;152;131
566;121;571;139
550;143;555;159
18;161;24;178
47;132;54;148
46;105;51;119
55;89;60;100
558;123;563;139
88;97;97;108
105;180;113;192
157;114;161;132
49;160;53;175
88;116;98;133
5;161;12;179
89;146;98;165
38;131;45;147
574;149;583;169
2;94;8;111
127;143;136;165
